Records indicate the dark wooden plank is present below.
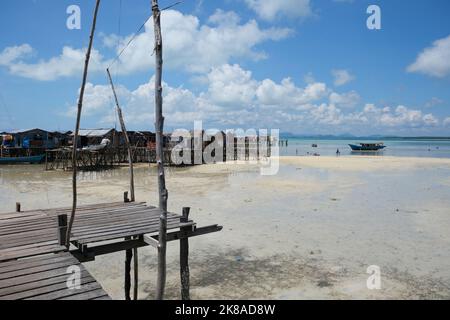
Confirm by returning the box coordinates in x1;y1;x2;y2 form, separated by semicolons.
11;202;144;216
0;217;55;229
4;276;98;300
0;245;67;264
44;203;148;218
0;240;58;254
91;295;112;300
0;233;57;249
0;272;93;298
25;281;102;300
76;221;195;244
59;288;109;300
0;223;57;235
0;254;74;274
0;253;64;269
0;259;80;280
72;215;183;237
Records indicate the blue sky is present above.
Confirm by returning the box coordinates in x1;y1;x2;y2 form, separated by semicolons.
0;0;450;135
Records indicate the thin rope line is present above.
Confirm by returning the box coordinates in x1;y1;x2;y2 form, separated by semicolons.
107;0;184;69
161;1;183;11
107;15;152;69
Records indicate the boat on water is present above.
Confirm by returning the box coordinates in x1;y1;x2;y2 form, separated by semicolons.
0;154;45;164
349;142;386;151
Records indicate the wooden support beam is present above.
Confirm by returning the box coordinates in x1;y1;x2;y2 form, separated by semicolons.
180;207;190;300
124;237;132;301
133;236;139;301
123;191;130;203
123;187;132;300
143;235;160;248
165;225;222;242
71;238;145;262
70;225;222;262
57;214;68;247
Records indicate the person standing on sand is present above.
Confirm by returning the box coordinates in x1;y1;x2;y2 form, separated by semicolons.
336;149;340;156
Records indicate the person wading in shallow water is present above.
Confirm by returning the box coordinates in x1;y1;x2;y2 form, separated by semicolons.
336;149;341;156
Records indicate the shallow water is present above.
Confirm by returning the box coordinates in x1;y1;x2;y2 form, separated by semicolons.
280;138;450;158
1;158;450;299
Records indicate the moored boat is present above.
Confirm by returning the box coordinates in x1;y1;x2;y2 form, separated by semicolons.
349;142;386;151
0;154;45;164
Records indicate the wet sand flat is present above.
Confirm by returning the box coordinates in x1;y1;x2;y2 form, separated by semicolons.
1;156;449;299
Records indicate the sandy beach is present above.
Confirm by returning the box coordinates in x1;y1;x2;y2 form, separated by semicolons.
1;156;450;299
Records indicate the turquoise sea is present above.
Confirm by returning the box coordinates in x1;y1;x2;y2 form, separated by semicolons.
278;138;450;158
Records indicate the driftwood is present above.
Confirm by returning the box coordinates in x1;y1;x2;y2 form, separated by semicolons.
152;0;169;300
66;0;101;247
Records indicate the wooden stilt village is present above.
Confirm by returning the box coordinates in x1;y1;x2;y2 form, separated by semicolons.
1;127;274;170
0;0;246;300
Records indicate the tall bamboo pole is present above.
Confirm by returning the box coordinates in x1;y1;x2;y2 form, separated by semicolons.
152;0;169;300
66;0;101;247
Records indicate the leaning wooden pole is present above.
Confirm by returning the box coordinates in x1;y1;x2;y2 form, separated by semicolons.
106;68;139;300
66;0;101;247
152;0;169;300
106;68;135;201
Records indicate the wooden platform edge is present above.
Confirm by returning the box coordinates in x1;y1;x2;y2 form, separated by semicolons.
71;225;223;263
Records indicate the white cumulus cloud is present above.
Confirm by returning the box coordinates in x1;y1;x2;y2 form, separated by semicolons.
0;10;292;81
407;34;450;78
108;9;291;75
63;63;443;134
0;44;34;66
8;47;108;81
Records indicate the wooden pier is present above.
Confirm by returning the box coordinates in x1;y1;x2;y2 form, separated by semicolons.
0;201;222;300
45;147;175;171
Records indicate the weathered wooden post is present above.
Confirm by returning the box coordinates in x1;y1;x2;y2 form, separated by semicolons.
57;214;68;247
124;236;132;301
15;202;21;213
180;207;191;300
123;191;133;300
152;0;169;300
66;0;101;247
133;236;139;300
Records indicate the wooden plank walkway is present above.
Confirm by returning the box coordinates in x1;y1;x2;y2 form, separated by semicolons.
0;252;110;300
0;209;66;263
0;201;221;300
0;202;195;262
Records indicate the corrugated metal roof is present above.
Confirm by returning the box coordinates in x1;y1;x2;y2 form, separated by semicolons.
9;128;49;134
75;129;114;137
